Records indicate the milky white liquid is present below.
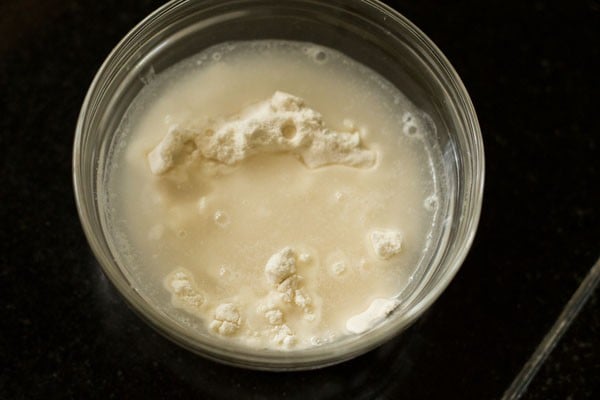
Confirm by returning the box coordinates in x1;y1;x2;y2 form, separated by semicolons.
106;41;440;350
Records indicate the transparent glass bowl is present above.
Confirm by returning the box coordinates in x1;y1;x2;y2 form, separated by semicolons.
73;0;483;370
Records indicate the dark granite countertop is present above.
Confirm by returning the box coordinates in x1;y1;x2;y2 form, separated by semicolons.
1;1;598;399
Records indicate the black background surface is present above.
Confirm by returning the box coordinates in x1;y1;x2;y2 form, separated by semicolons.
1;1;598;399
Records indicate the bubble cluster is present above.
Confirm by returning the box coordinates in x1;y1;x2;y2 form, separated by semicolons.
303;45;329;64
402;112;420;137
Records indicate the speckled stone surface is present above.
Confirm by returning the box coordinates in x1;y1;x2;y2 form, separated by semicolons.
0;1;598;399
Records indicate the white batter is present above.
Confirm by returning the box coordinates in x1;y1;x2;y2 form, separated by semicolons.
105;41;439;350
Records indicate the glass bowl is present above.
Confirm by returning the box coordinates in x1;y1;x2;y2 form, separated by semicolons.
73;0;484;370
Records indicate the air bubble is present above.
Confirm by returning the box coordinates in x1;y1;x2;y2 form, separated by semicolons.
305;46;329;64
299;253;312;263
314;51;327;62
140;66;156;85
403;122;419;136
310;336;322;346
424;194;439;211
331;262;346;276
197;197;207;213
402;112;414;124
214;210;230;227
218;266;237;281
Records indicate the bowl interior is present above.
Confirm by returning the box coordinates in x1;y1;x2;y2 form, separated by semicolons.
74;0;483;370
